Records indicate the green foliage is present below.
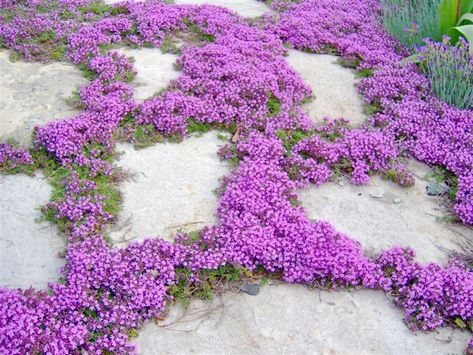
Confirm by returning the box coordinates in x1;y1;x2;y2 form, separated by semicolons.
128;329;139;339
78;63;98;80
380;0;442;49
8;51;21;63
337;57;361;69
382;0;473;51
160;36;180;54
356;68;374;78
436;214;461;223
454;317;467;328
187;118;212;135
217;133;230;141
288;196;302;206
83;308;100;320
37;30;56;43
364;101;382;116
168;264;251;307
110;6;129;16
438;0;473;51
60;9;75;20
49;44;67;61
183;18;215;43
422;39;473;109
65;91;85;110
266;93;281;117
426;165;458;200
78;1;113;17
0;140;37;175
276;128;313;151
133;124;165;149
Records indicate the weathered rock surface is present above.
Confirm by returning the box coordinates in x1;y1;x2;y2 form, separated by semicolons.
287;50;367;127
298;159;473;265
110;132;229;245
134;284;470;355
0;173;65;290
0;50;86;146
174;0;271;17
118;48;180;102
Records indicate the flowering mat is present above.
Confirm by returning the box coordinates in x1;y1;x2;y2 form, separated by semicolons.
0;0;473;353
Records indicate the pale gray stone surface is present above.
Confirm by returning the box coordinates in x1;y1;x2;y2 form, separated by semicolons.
0;50;86;146
134;284;470;355
287;50;367;127
298;159;473;265
0;173;65;290
174;0;271;17
118;48;180;102
110;132;229;245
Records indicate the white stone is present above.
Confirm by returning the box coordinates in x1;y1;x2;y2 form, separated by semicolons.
173;0;271;17
0;173;66;290
118;48;180;102
134;284;470;354
369;187;385;198
286;50;367;127
298;159;473;265
0;50;87;145
110;132;229;245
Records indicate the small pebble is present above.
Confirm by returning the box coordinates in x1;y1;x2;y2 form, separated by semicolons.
426;182;449;196
393;197;402;204
369;188;385;198
239;283;260;296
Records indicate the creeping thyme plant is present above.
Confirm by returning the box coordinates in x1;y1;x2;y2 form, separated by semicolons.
0;0;472;353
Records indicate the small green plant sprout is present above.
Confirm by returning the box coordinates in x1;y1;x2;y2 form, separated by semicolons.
266;93;281;117
65;91;85;110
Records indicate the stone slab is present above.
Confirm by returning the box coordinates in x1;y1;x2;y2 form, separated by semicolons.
110;132;229;245
287;50;367;127
0;50;86;146
134;284;470;355
0;173;65;290
298;159;473;265
118;48;180;102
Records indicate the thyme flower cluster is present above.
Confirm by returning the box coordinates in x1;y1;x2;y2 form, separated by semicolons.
0;0;472;353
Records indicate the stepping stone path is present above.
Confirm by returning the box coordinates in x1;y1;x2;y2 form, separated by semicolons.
0;50;86;145
287;50;367;126
134;284;471;355
0;1;471;353
0;173;65;290
110;132;229;245
298;159;473;265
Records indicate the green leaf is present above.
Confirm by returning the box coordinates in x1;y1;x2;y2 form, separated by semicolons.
454;317;467;328
458;13;473;25
438;0;460;34
448;24;473;53
459;0;473;14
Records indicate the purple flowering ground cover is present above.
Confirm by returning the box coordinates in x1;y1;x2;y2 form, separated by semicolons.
0;0;472;353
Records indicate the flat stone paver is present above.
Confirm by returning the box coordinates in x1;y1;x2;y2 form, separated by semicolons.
118;48;180;102
135;283;470;355
0;50;87;145
287;50;367;127
0;173;65;290
110;132;229;245
173;0;271;17
298;159;473;265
